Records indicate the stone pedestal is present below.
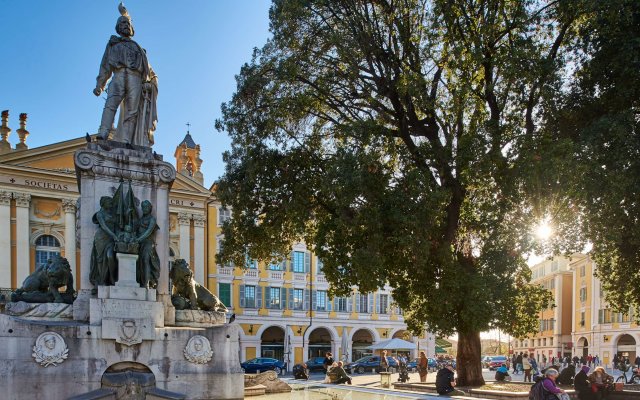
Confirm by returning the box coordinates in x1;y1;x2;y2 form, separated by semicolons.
116;253;139;287
73;140;176;323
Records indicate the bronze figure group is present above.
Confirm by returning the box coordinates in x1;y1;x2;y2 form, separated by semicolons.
90;181;160;291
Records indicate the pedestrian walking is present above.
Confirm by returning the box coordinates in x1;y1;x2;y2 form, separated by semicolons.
523;353;533;382
516;352;523;374
418;351;428;383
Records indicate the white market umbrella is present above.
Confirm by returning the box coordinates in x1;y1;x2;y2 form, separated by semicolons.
283;326;293;372
340;326;350;362
367;338;417;351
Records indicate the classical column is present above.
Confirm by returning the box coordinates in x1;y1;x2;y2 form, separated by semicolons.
61;199;77;273
14;193;31;286
178;212;191;265
0;191;11;287
192;214;206;284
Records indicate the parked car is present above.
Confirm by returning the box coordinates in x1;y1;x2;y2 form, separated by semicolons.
487;356;508;370
407;357;438;372
240;357;285;374
345;356;399;374
304;356;328;372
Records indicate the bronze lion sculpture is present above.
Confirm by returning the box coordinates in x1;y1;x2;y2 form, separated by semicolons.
169;259;228;312
11;254;75;304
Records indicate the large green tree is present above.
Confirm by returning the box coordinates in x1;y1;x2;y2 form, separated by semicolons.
558;0;640;317
216;0;571;385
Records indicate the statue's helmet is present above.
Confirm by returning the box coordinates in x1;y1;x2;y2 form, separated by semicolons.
115;3;135;37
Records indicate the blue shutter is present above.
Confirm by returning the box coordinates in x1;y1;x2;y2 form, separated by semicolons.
256;286;263;309
265;286;271;309
347;294;353;313
327;296;332;311
368;293;374;314
288;288;294;310
239;285;245;308
376;293;380;314
304;289;310;310
305;251;311;273
312;290;317;311
280;288;286;310
281;259;287;271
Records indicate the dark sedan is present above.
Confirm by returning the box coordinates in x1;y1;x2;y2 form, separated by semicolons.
240;357;285;374
345;356;399;374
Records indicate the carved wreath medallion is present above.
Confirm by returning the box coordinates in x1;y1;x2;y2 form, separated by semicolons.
32;332;68;367
184;335;213;364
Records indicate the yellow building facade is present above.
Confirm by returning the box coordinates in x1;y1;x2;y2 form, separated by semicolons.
570;255;639;367
512;256;574;363
0;112;434;370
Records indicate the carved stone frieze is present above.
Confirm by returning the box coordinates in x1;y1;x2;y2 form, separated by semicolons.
183;335;213;364
32;332;69;367
75;142;176;186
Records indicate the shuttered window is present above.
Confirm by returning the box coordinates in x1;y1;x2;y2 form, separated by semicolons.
218;283;231;308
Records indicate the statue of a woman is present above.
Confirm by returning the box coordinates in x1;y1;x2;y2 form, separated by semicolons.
89;196;118;292
136;200;160;288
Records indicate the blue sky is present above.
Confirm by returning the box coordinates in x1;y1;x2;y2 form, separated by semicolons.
0;0;272;187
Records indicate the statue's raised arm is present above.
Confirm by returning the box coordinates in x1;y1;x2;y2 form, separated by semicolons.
94;2;157;147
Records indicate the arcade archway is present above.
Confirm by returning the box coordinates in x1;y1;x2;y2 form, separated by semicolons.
352;329;374;361
616;334;636;362
308;327;332;358
577;337;589;358
261;326;285;361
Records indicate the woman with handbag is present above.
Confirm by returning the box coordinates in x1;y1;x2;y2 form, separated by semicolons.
541;369;570;400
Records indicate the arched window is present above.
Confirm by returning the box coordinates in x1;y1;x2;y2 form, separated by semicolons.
35;235;61;267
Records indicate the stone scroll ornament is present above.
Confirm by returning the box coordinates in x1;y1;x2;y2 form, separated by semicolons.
32;332;69;367
184;335;213;364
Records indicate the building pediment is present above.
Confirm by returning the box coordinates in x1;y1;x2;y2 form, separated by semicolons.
0;136;86;171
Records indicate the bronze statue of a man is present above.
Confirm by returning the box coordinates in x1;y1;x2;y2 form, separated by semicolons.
94;3;158;147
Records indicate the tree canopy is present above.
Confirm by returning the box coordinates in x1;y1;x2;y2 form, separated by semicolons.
557;0;640;316
215;0;581;384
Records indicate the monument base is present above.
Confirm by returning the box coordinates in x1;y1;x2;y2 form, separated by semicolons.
0;313;244;400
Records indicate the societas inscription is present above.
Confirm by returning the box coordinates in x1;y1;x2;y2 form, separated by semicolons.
24;179;69;191
0;176;75;192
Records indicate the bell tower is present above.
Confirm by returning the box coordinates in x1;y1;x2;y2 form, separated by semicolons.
174;125;203;185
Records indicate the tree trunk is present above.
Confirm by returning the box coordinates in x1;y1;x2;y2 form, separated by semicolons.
456;330;485;387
